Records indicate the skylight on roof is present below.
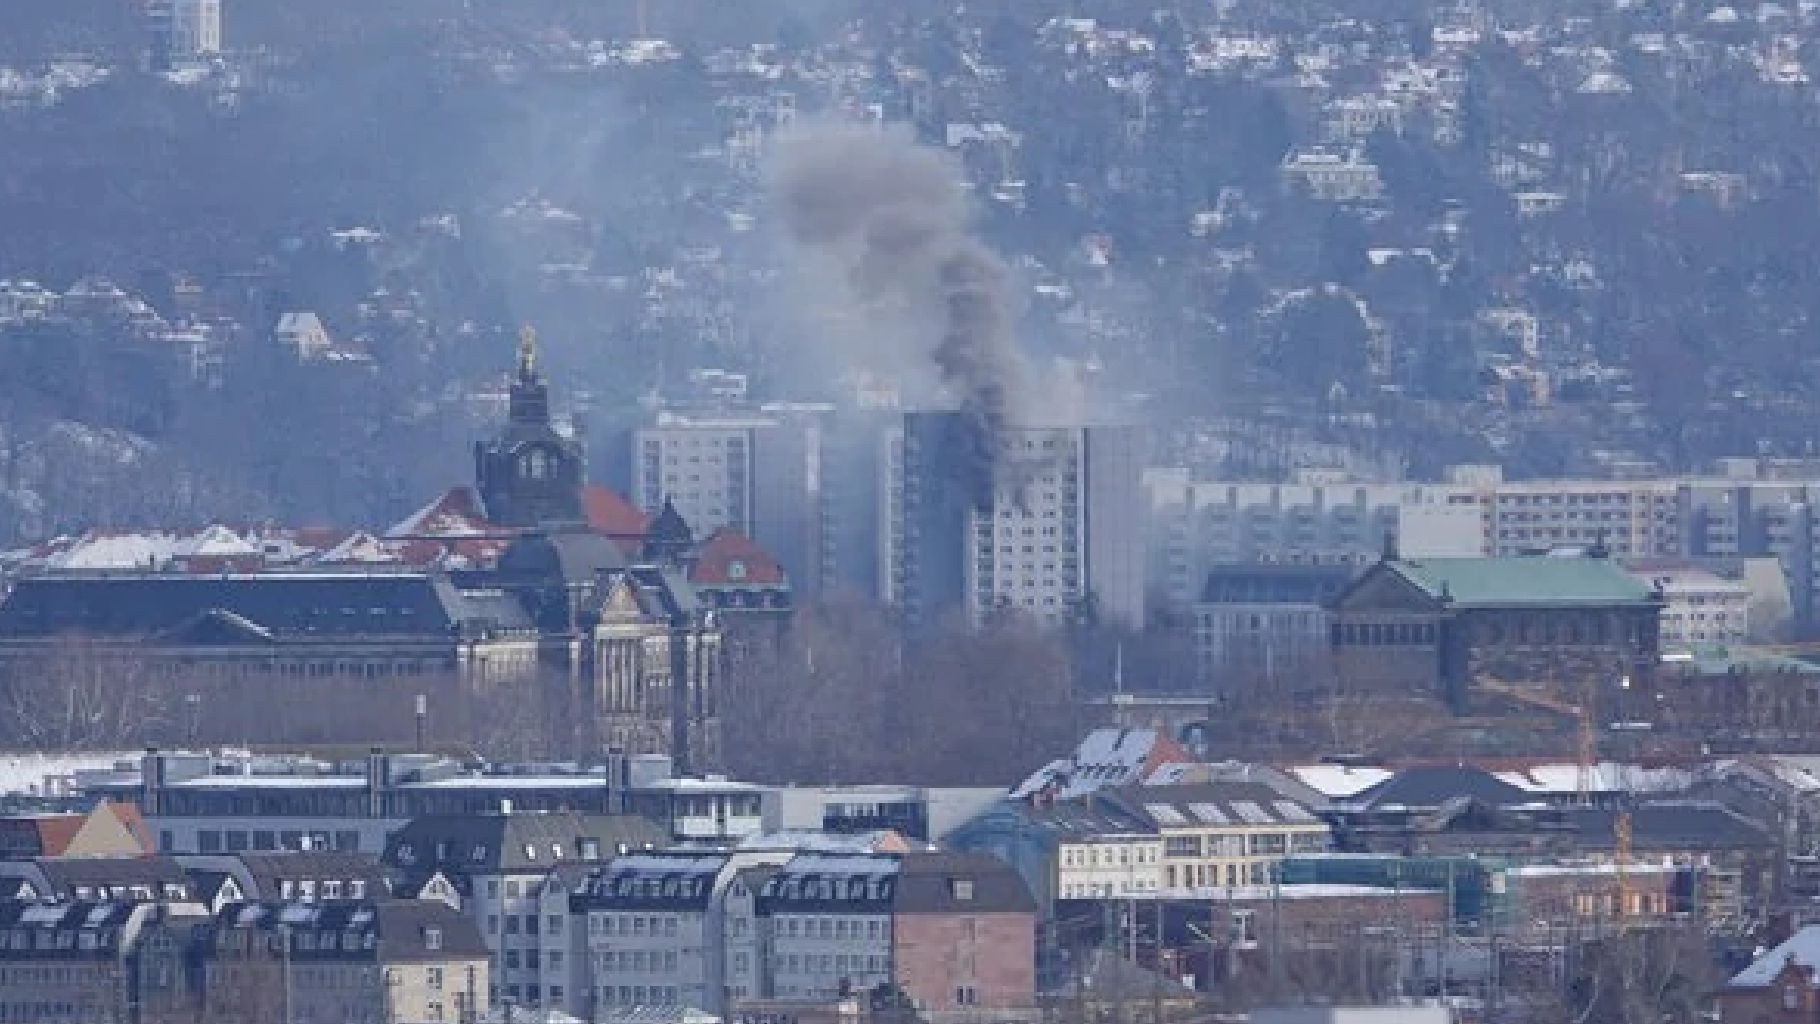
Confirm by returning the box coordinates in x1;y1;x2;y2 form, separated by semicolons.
1145;804;1187;825
1187;803;1230;825
1230;801;1272;825
1273;801;1315;822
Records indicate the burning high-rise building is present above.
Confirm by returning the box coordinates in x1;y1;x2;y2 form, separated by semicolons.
886;413;1145;631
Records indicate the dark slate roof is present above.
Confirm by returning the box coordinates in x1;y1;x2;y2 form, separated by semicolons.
207;900;487;962
577;852;727;912
645;498;695;551
231;851;392;901
895;851;1037;915
496;529;627;586
383;812;664;878
1352;767;1532;811
1109;781;1323;829
1198;564;1356;605
1564;803;1776;851
0;902;141;959
375;900;490;961
34;855;193;900
0;572;492;640
1016;798;1158;840
757;853;900;914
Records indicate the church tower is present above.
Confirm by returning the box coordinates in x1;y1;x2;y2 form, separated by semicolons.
475;327;586;528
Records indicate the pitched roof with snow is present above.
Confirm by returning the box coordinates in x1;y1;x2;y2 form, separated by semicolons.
1731;925;1820;987
386;487;499;538
1011;728;1193;802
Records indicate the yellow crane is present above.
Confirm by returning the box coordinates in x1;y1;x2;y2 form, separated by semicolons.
1614;809;1634;927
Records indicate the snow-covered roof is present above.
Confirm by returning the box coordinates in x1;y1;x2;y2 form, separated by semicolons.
1011;728;1186;802
44;530;186;570
1495;762;1694;795
1731;925;1820;987
175;525;259;558
0;752;139;797
1286;764;1395;798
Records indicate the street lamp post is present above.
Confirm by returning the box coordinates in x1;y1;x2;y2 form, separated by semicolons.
185;692;201;746
415;694;428;753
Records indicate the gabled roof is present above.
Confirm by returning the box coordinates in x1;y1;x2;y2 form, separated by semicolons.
1011;728;1194;802
497;529;628;585
690;527;786;589
581;485;649;538
387;487;499;539
230;851;393;900
1351;766;1531;810
1731;924;1820;987
1344;556;1660;609
31;855;192;899
383;812;664;877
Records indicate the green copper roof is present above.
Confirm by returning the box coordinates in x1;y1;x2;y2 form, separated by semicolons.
1389;557;1659;607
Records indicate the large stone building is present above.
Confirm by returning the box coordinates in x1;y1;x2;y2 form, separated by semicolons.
0;335;780;768
1326;550;1664;712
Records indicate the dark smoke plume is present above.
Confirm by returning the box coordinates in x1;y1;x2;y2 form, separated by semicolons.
767;119;1026;504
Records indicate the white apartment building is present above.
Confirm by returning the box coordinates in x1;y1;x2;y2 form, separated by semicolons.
173;0;223;57
1281;149;1385;203
631;409;823;590
1631;567;1752;650
893;416;1145;629
1145;473;1482;608
1055;834;1165;900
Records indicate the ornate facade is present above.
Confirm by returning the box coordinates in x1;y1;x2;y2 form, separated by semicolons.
1327;551;1664;713
0;333;746;769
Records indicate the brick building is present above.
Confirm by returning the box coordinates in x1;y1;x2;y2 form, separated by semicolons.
890;852;1037;1021
1717;924;1820;1023
1327;550;1664;711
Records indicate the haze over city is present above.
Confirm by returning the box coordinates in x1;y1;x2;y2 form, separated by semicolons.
8;2;1820;1023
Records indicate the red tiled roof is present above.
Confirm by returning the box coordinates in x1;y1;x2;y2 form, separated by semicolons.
582;485;649;538
690;527;786;588
0;814;83;857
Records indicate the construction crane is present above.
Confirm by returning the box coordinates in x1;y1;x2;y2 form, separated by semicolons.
1614;809;1634;927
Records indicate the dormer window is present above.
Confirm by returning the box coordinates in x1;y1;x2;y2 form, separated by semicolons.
524;844;538;861
397;844;417;866
425;927;443;952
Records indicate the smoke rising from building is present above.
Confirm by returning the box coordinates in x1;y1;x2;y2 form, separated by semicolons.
766;119;1029;503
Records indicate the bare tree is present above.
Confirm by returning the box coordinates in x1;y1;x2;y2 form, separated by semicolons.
1563;924;1716;1024
722;598;1081;786
0;638;173;750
